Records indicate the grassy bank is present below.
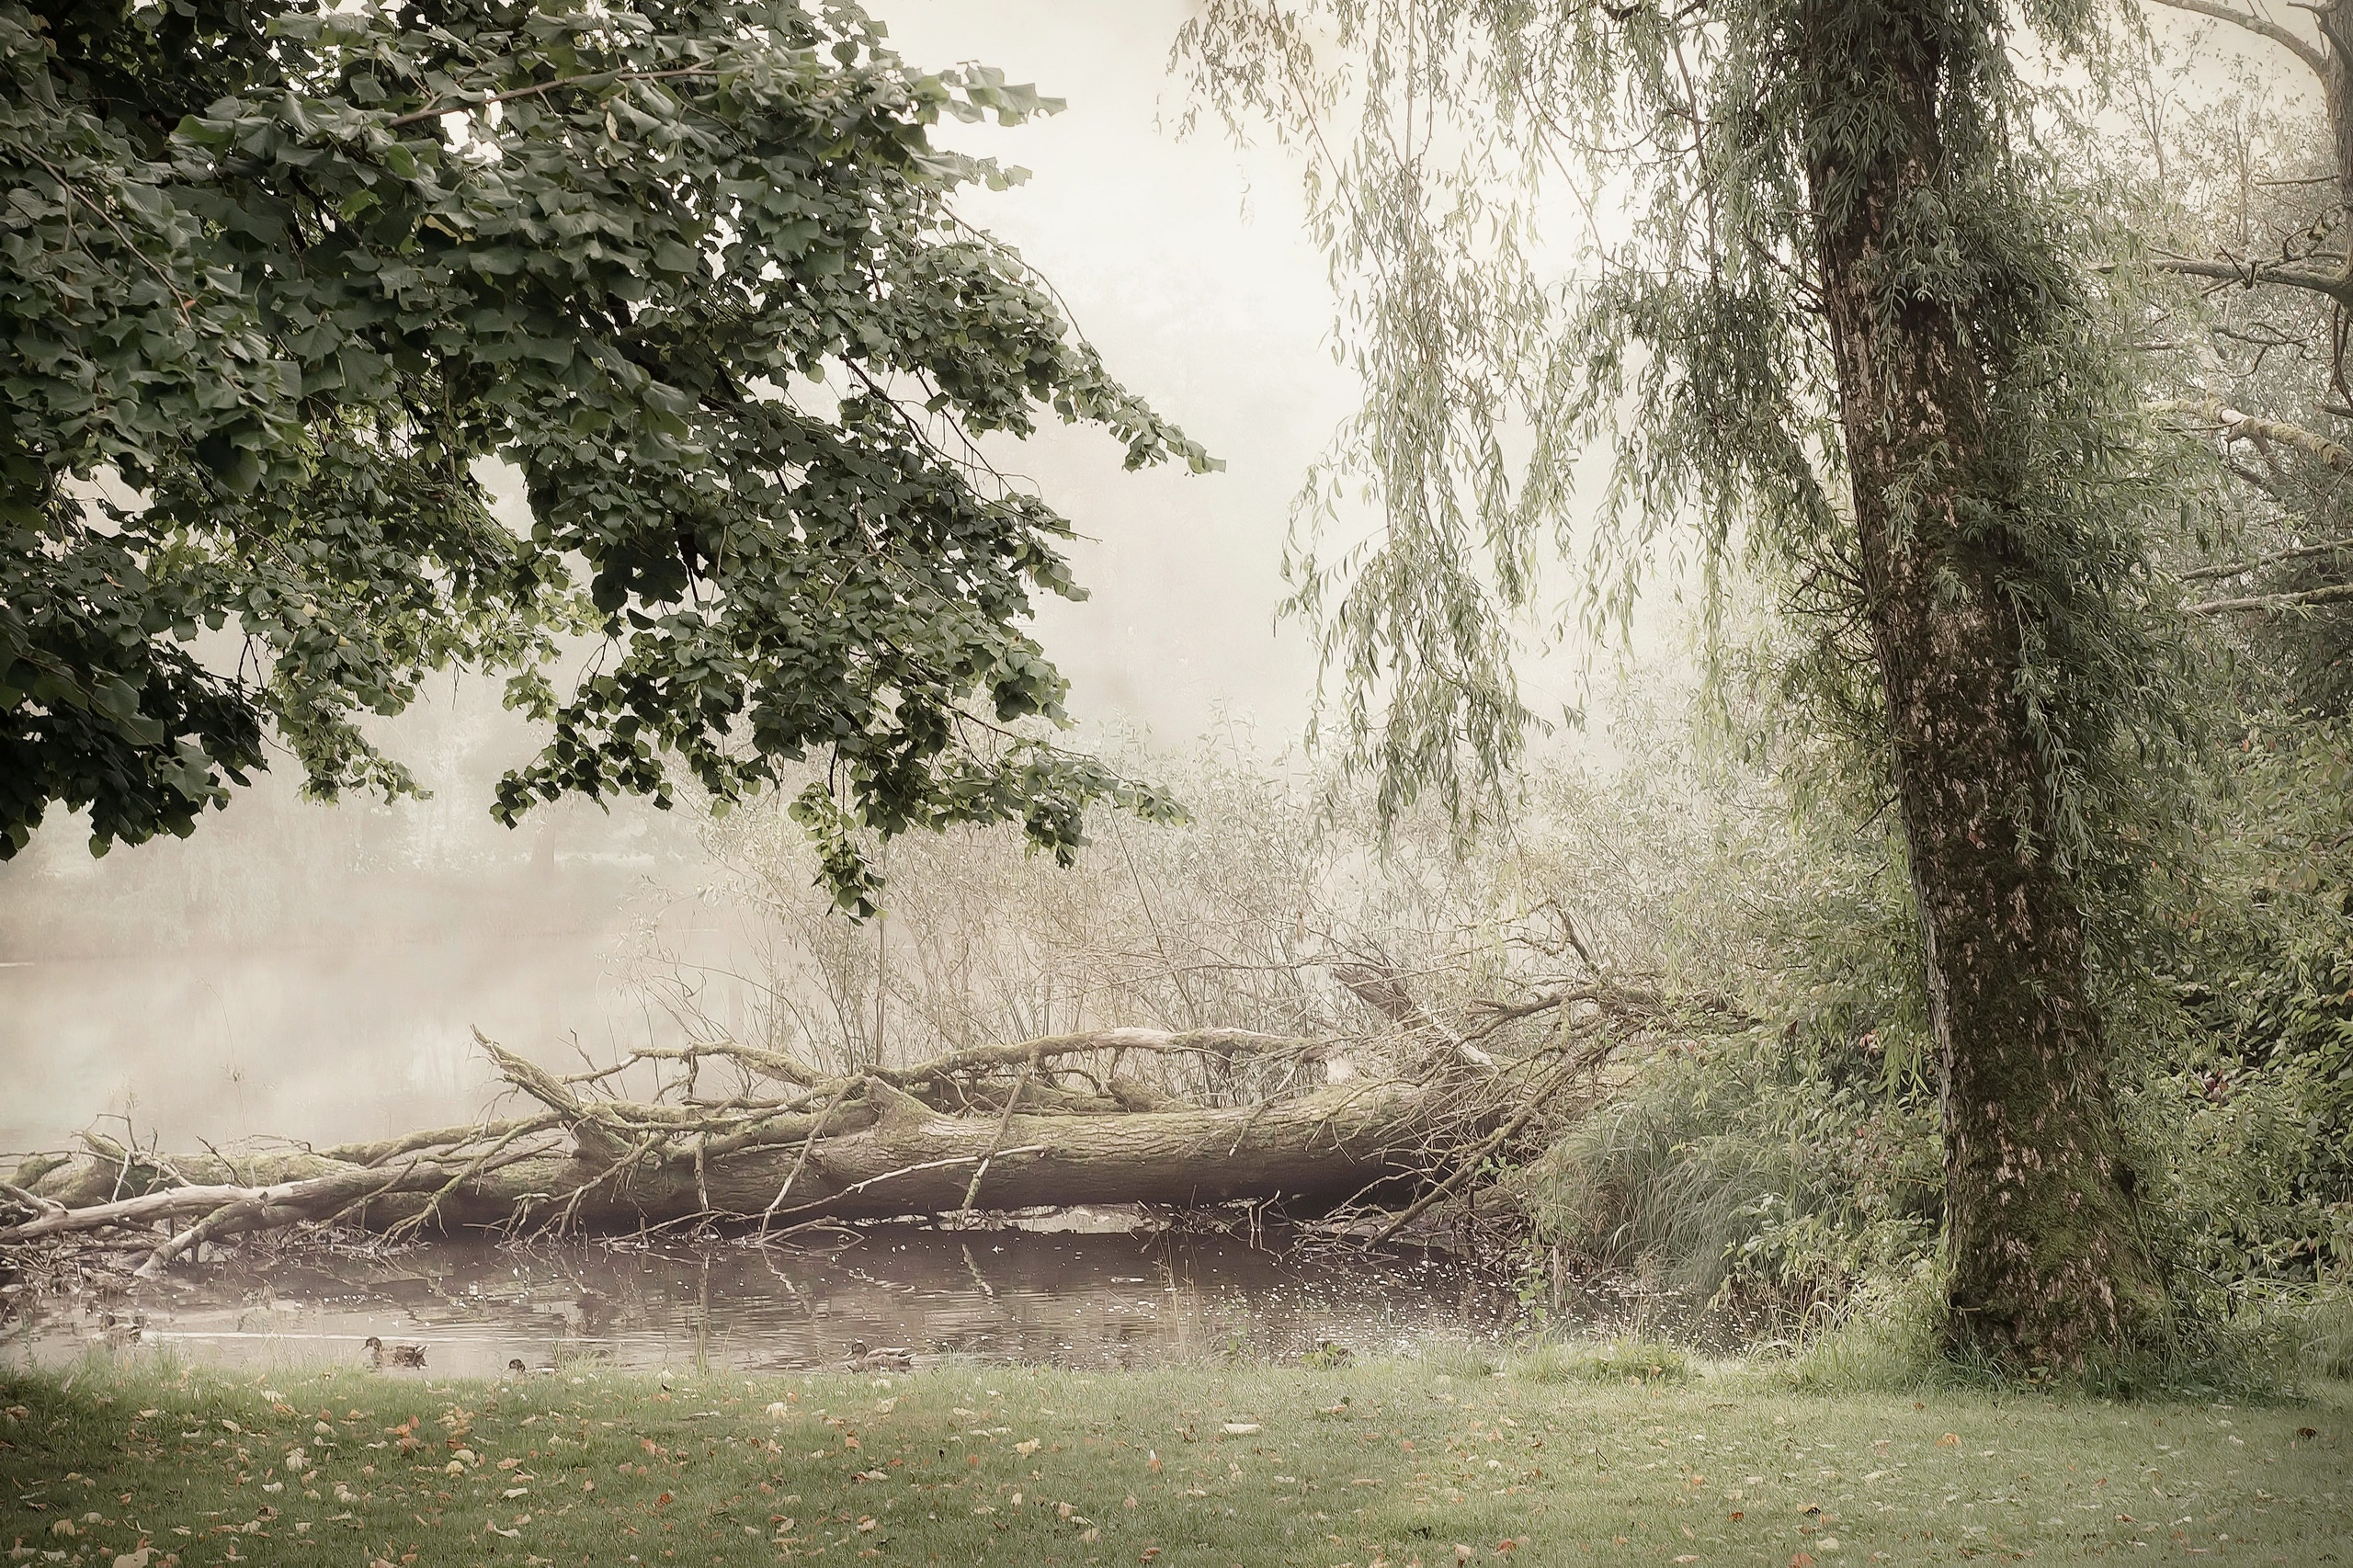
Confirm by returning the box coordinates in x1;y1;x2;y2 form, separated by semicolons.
2;1350;2347;1566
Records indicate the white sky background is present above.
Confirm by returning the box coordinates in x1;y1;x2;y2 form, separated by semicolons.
878;0;1349;745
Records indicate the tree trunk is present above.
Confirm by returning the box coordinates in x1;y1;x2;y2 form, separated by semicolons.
1801;0;2161;1371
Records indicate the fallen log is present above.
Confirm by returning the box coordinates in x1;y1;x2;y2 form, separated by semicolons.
1;971;1742;1271
0;1031;1453;1265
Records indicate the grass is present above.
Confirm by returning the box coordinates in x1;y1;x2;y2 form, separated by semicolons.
2;1350;2347;1567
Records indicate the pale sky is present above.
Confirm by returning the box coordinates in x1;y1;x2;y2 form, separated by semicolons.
880;0;1351;745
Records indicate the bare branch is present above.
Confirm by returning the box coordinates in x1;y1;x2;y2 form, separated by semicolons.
2153;397;2353;472
2149;256;2353;303
2185;580;2353;612
0;1182;65;1220
864;1028;1323;1087
2178;538;2353;580
318;1117;555;1167
0;1164;449;1244
476;1030;632;1163
2142;0;2331;74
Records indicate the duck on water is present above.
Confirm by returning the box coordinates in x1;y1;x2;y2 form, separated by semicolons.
847;1340;914;1372
364;1335;426;1369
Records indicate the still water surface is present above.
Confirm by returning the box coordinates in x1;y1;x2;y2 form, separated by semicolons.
6;1219;1543;1379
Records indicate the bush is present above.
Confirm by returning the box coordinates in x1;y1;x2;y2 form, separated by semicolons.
1513;1337;1691;1385
1518;1031;1940;1317
2303;1290;2353;1381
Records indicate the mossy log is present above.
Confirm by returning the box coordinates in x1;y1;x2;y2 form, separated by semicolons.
3;979;1688;1272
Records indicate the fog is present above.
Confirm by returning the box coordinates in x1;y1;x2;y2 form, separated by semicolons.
1;2;2273;1159
0;1;1358;1155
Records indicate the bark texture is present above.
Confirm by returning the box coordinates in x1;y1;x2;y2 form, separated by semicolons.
1800;0;2161;1370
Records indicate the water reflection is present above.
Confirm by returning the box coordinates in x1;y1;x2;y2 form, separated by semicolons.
5;1219;1533;1378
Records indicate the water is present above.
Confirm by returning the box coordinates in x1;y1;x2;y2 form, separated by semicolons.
2;1216;1532;1379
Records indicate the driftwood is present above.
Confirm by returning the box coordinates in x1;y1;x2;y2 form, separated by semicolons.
0;971;1748;1276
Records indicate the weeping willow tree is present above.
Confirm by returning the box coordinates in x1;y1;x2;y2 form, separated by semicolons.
1184;0;2193;1372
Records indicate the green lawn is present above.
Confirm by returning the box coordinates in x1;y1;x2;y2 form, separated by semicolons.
3;1352;2346;1566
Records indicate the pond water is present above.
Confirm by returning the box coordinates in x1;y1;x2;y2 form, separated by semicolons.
2;1216;1587;1380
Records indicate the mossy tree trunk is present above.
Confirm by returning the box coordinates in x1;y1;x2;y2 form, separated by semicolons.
1800;0;2162;1372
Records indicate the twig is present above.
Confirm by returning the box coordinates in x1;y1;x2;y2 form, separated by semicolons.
958;1056;1036;1214
758;1083;859;1240
2185;581;2353;614
383;66;727;129
764;1147;1048;1225
2177;538;2353;582
0;1183;64;1219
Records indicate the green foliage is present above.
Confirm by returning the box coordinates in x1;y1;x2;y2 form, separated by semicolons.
2123;719;2353;1294
1180;0;2193;877
1511;1336;1691;1386
1785;1273;1950;1394
1523;1031;1942;1314
2303;1292;2353;1381
2;0;1210;903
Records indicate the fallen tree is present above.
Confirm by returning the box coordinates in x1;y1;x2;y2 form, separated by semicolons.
1;972;1745;1278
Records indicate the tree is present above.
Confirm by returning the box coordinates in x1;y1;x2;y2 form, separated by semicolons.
1;0;1212;909
1184;0;2189;1372
2127;2;2353;705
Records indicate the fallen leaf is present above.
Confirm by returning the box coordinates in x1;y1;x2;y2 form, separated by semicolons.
1223;1422;1263;1436
1938;1434;1961;1447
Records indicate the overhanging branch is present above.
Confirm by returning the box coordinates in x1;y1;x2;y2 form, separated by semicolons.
2185;581;2353;613
2150;256;2353;305
2141;0;2331;74
2152;397;2353;472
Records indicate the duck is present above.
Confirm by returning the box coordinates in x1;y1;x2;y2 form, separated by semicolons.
364;1335;426;1369
847;1339;915;1373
